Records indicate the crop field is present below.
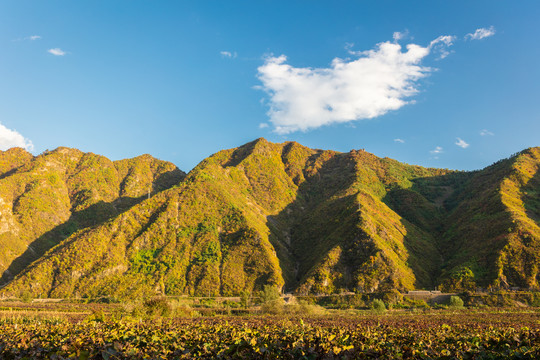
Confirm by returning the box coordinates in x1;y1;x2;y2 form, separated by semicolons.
0;306;539;359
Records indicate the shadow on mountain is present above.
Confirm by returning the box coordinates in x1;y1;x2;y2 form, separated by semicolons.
382;180;446;289
266;151;359;292
0;167;20;181
523;167;540;228
223;139;260;168
0;171;181;287
383;172;470;232
381;172;472;289
268;153;473;293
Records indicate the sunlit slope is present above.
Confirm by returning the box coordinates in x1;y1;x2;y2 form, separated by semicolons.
1;141;538;299
0;147;184;287
2;139;459;298
287;150;454;294
2;139;298;298
439;147;540;290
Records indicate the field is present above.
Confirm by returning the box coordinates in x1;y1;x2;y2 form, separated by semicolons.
0;300;539;359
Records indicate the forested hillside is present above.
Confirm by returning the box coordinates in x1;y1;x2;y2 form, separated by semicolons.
0;140;538;299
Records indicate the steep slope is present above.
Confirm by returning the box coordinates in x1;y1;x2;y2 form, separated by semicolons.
284;150;456;294
2;139;459;298
1;141;538;299
0;147;33;176
439;147;540;291
0;147;185;286
1;140;295;298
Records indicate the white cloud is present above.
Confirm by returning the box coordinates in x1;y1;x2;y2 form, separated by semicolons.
430;146;443;154
259;123;269;129
480;129;494;136
220;51;237;59
12;35;41;42
429;35;456;59
393;32;404;42
430;36;455;47
455;138;470;148
48;48;66;56
394;138;405;143
393;30;412;43
0;123;34;151
257;34;455;134
466;26;496;41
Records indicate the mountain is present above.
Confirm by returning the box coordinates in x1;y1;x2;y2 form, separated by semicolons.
0;147;185;289
438;147;540;291
0;140;538;299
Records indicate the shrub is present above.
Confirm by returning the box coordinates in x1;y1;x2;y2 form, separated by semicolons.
382;289;403;306
261;300;284;314
331;294;365;309
19;291;32;303
123;298;195;318
294;300;326;315
121;300;144;318
168;299;195;317
258;285;280;304
415;299;430;309
449;295;464;308
144;297;172;317
240;290;251;308
85;309;106;322
532;292;540;307
259;285;284;314
370;299;386;313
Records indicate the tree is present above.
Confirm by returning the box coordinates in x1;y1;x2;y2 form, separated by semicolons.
240;290;251;308
258;285;280;304
258;285;284;314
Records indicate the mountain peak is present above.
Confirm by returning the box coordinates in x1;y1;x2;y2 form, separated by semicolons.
0;140;538;299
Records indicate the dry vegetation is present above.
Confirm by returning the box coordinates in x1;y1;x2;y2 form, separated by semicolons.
1;297;540;359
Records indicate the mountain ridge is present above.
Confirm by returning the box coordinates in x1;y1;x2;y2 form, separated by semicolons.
0;140;538;299
0;146;185;288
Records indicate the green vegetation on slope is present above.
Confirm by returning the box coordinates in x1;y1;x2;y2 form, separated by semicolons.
438;148;540;291
0;141;539;299
0;147;185;289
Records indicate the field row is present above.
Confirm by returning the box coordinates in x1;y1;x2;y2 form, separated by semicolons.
1;312;540;359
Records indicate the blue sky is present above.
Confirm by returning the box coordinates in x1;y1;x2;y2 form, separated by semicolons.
0;1;539;171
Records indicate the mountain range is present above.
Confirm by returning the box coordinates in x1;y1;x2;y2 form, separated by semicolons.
0;139;538;299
